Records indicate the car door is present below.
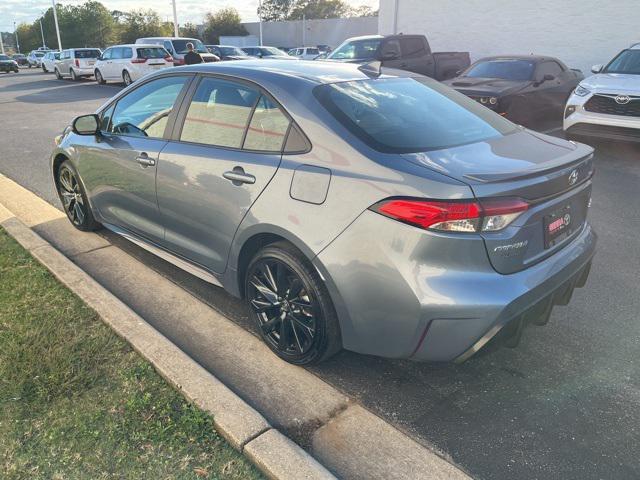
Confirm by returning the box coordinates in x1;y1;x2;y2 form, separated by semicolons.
99;48;113;77
108;47;123;79
533;61;566;121
79;74;193;244
156;75;290;273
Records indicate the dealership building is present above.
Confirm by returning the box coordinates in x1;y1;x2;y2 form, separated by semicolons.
378;0;639;73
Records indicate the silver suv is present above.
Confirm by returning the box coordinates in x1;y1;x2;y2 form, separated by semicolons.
50;61;596;365
55;48;102;81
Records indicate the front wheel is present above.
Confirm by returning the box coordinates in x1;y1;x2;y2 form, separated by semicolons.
245;242;341;365
95;69;105;85
56;161;100;231
54;68;62;80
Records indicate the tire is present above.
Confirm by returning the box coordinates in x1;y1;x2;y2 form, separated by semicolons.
56;161;100;232
55;68;62;80
42;64;47;72
95;69;105;85
245;242;341;365
70;68;78;81
122;70;132;86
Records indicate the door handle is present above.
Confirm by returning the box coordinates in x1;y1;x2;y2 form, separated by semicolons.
136;154;155;167
223;167;255;185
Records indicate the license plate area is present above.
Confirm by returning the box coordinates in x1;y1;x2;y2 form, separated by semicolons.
544;204;575;249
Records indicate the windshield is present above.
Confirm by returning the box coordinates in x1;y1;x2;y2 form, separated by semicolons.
137;47;168;59
218;46;246;56
260;47;288;57
464;60;535;81
75;50;101;58
172;39;208;54
328;38;381;60
315;77;517;153
34;52;45;57
0;55;10;61
604;49;640;75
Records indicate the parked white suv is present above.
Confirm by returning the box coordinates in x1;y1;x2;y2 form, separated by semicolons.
41;51;60;73
135;37;217;65
288;47;321;60
55;48;102;81
564;43;640;142
94;44;173;86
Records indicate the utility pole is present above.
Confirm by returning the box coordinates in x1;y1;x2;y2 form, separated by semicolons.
0;32;5;55
258;0;263;45
39;18;46;48
14;21;20;53
171;0;179;37
52;0;62;51
393;0;399;34
302;14;306;47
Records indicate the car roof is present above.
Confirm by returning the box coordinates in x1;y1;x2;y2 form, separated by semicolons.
474;54;562;64
343;35;384;42
176;59;414;86
105;44;162;48
138;37;198;41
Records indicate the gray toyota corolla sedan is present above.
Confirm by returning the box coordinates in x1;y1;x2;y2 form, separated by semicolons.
51;60;596;365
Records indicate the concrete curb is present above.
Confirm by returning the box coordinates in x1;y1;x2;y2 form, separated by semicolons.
0;174;473;480
0;204;335;480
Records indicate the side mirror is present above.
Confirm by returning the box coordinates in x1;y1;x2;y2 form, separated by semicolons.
72;114;100;136
380;50;400;61
591;64;602;73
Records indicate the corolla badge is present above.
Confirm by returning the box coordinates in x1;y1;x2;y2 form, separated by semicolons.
494;240;528;257
568;169;579;186
615;95;631;105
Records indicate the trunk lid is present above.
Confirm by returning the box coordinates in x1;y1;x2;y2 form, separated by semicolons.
403;129;595;274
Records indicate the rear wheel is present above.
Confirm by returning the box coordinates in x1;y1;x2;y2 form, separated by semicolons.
122;70;132;86
95;69;105;85
56;161;100;231
42;64;47;72
70;68;78;81
245;242;341;365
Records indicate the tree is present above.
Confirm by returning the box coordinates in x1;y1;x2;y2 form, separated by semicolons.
181;22;201;39
348;6;379;17
116;9;173;44
258;0;295;22
202;8;248;44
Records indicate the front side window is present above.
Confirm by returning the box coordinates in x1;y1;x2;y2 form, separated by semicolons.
464;60;535;81
180;77;259;148
109;75;189;138
101;49;112;60
244;96;290;152
111;48;123;60
604;49;640;75
315;77;517;153
536;61;563;79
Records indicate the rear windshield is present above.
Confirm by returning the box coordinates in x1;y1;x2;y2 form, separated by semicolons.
328;38;381;60
260;47;288;57
604;49;640;75
172;39;208;54
75;50;101;58
0;55;10;61
137;47;167;59
315;77;517;153
34;52;45;57
464;60;535;81
218;46;247;56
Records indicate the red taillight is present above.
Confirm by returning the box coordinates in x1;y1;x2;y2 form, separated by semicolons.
75;59;79;67
131;57;147;63
164;55;173;63
372;198;528;233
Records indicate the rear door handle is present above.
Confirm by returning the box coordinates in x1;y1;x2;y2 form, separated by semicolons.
223;167;255;185
136;154;155;167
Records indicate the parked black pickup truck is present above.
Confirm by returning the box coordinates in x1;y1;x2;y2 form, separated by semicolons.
322;34;470;80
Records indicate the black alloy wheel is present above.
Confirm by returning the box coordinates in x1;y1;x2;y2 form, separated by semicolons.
56;162;100;231
246;243;341;364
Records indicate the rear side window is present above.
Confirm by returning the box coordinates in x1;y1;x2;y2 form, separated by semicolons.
137;47;168;59
109;75;189;138
123;47;133;59
180;77;259;148
75;50;101;59
243;96;290;152
315;77;517;153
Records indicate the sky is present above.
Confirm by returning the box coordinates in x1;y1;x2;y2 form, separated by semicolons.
0;0;379;30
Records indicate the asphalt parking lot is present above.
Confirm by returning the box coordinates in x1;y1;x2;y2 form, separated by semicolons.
1;70;639;480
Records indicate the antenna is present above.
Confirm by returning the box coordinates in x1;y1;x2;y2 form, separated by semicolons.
358;60;382;78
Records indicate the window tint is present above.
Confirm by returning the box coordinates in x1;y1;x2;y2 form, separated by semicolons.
536;61;563;79
123;47;133;59
315;77;517;153
243;96;290;152
605;49;640;74
465;60;535;81
109;75;189;138
137;47;168;59
102;49;112;60
329;38;381;60
400;37;426;57
111;48;123;60
180;77;259;148
75;49;101;59
306;48;319;55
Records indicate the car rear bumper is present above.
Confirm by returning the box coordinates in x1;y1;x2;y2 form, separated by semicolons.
74;68;95;76
0;65;18;72
315;210;597;362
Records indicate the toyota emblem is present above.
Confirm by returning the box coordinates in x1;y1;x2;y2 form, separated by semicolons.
568;170;578;186
615;95;631;105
